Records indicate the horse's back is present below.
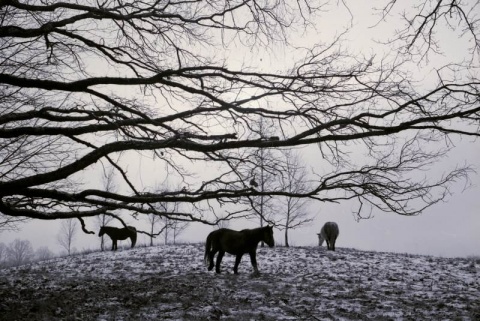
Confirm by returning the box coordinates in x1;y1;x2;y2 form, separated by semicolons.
126;226;137;238
106;226;136;240
213;228;236;234
322;222;339;238
209;228;241;239
208;228;247;254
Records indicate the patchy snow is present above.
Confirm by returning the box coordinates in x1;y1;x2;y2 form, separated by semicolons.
0;244;478;320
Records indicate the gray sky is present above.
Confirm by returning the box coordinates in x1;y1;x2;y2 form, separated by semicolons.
1;1;479;258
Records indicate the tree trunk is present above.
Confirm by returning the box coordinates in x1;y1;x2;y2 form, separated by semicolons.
285;227;289;247
150;225;154;246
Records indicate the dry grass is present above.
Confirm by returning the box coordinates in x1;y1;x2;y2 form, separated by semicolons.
0;244;479;320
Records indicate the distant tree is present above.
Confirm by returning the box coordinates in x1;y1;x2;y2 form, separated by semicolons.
162;217;189;245
170;220;189;244
36;246;54;261
57;219;77;256
154;197;180;245
0;242;6;267
163;219;170;245
146;213;164;246
96;166;115;251
278;150;313;247
248;119;282;229
7;239;34;266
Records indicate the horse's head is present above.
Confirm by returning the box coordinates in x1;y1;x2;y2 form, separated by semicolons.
263;225;275;247
98;226;105;237
317;233;325;246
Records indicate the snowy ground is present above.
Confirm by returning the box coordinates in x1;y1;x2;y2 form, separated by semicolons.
0;244;479;320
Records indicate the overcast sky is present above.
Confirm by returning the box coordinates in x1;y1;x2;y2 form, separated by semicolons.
1;1;479;258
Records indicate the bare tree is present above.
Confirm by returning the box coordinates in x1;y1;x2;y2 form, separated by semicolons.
6;239;34;266
57;219;78;256
163;218;172;245
374;0;480;61
146;214;164;246
96;166;115;250
248;119;283;230
161;216;189;245
0;1;478;233
170;220;189;245
154;198;180;245
0;242;6;267
36;246;54;261
278;150;313;247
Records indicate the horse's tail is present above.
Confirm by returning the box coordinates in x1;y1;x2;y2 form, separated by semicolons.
326;222;339;241
128;226;137;248
204;232;212;266
323;222;339;250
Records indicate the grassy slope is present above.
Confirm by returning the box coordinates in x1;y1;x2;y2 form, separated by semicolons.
0;244;479;320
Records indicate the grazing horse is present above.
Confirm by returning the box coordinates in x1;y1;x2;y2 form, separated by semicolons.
99;226;137;251
317;222;339;251
204;226;274;275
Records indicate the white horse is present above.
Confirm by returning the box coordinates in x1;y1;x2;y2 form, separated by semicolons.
317;222;339;251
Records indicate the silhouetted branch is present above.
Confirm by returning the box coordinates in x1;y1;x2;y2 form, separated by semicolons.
0;0;477;225
78;217;95;235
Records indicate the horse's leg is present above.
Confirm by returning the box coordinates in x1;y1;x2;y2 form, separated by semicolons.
233;254;244;274
332;239;336;251
215;251;225;274
208;249;217;271
249;251;259;275
113;239;117;251
130;236;135;248
131;232;137;248
326;239;331;251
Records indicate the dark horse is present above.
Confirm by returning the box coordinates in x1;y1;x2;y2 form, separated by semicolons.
99;226;137;251
204;226;274;275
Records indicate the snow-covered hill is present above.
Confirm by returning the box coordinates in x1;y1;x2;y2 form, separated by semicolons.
0;244;478;320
